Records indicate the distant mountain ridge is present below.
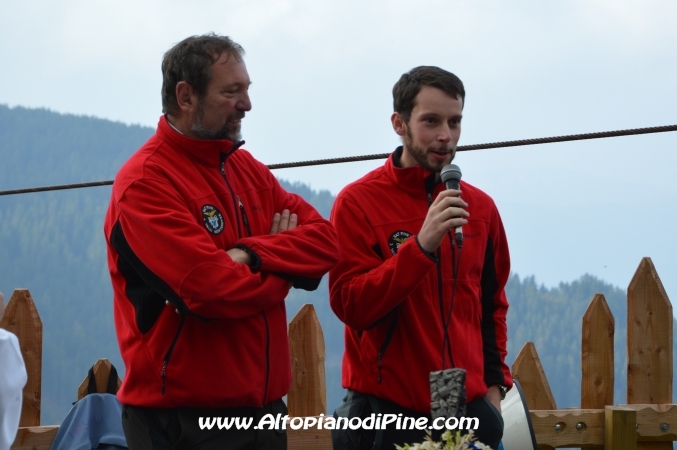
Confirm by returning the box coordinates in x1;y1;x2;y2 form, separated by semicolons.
0;105;152;190
1;104;675;428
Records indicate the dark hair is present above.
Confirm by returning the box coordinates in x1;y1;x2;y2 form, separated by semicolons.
393;66;465;122
161;33;245;116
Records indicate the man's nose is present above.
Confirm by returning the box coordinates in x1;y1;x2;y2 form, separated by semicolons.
238;91;252;112
438;125;452;143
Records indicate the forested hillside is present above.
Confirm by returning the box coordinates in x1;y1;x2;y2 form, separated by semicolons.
1;105;674;426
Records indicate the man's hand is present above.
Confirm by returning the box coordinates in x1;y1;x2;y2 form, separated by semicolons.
486;385;502;413
417;189;468;253
270;209;296;288
227;210;298;266
226;248;252;265
269;209;297;234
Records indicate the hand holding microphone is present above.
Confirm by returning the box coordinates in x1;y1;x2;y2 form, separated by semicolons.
417;164;468;253
440;164;464;248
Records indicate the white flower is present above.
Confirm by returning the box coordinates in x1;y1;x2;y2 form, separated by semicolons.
395;430;491;450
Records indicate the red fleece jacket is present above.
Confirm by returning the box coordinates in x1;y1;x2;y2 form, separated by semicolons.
104;116;338;408
329;149;512;414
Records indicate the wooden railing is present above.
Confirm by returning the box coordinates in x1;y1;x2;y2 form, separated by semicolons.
1;256;674;450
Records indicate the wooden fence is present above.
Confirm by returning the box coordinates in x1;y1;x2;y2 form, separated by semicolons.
1;256;674;449
514;257;674;450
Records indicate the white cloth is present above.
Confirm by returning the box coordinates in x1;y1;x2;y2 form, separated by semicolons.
0;329;27;450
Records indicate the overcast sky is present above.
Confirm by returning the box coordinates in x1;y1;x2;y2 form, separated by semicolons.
1;0;676;308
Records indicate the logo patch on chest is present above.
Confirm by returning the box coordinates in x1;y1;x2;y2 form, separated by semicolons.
388;230;412;255
201;204;225;234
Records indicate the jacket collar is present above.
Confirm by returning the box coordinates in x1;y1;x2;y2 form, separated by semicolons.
156;116;244;166
385;146;440;198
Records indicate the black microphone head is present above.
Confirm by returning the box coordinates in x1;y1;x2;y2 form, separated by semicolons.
441;164;462;189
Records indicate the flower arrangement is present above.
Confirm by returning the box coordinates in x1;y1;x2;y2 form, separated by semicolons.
395;430;491;450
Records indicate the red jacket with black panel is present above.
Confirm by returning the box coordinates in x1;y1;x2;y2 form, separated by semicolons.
104;116;338;408
329;148;512;414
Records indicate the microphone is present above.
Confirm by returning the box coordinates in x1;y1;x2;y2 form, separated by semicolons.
440;164;463;248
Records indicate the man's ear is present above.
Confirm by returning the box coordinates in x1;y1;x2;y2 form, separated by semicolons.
391;112;406;137
176;81;198;115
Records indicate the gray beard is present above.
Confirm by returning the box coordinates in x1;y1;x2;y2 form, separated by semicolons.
191;103;243;141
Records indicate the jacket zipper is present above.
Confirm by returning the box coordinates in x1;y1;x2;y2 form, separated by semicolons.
238;196;253;236
239;194;269;406
262;312;270;405
376;307;400;384
428;189;454;369
436;249;449;364
220;153;243;239
446;233;456;367
218;149;269;406
161;316;186;395
439;236;457;369
159;142;244;397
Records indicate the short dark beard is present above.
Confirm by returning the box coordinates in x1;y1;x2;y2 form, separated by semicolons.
191;100;243;141
404;125;453;173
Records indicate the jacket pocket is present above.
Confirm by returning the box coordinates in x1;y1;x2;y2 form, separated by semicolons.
483;396;504;430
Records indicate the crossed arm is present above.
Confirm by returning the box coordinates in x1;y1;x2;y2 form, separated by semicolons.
227;209;298;265
111;175;337;320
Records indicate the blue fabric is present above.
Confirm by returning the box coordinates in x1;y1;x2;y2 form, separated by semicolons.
50;393;127;450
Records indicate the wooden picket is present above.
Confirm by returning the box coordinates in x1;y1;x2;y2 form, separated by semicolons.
581;294;615;450
287;304;332;449
0;289;42;428
627;257;673;450
512;342;557;410
77;358;122;401
287;304;327;417
0;291;5;322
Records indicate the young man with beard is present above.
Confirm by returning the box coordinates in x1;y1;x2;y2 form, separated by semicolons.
104;34;338;450
329;66;511;450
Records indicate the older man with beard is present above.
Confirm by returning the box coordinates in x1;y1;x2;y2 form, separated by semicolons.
329;66;512;450
104;34;338;450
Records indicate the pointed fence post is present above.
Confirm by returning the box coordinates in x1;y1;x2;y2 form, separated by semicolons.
77;358;122;400
288;304;326;417
627;257;672;450
512;342;557;410
582;294;615;450
0;289;42;427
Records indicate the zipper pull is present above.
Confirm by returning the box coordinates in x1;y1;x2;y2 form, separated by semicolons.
238;196;252;235
241;205;249;226
161;361;167;396
377;355;383;384
427;192;433;206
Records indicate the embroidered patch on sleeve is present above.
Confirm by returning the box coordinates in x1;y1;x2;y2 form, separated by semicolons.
388;230;412;255
201;204;225;234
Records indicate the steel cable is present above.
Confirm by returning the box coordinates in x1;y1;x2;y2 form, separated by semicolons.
1;123;676;197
